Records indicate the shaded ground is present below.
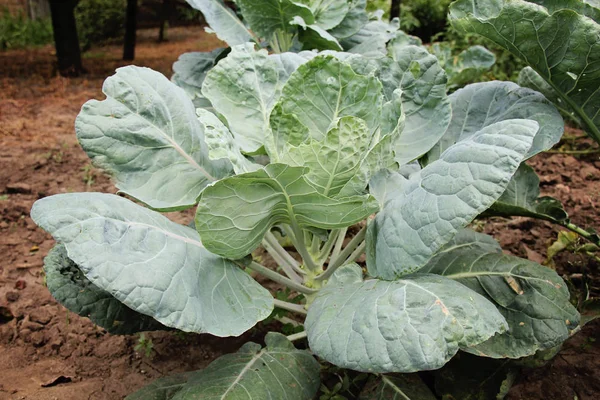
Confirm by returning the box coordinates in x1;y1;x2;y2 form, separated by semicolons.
0;26;599;399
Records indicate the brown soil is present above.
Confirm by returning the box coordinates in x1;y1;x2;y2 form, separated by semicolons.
0;27;599;400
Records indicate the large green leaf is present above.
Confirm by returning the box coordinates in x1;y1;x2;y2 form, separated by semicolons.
44;244;166;335
127;333;320;400
31;193;273;337
237;0;314;39
381;45;452;164
306;264;507;373
328;0;368;39
195;163;379;259
434;353;517;400
431;43;496;89
449;0;600;144
421;229;581;358
268;55;382;156
303;0;349;30
186;0;253;46
367;119;538;279
530;0;600;23
340;19;398;57
76;66;232;211
202;44;308;153
171;48;227;102
426;81;564;164
359;374;437;400
486;163;568;223
291;15;344;50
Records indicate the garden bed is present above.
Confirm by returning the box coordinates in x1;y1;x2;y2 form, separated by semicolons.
0;26;598;400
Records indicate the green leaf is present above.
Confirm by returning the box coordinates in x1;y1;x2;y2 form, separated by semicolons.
306;265;507;373
359;374;437;400
31;193;273;337
530;0;600;23
518;67;576;120
195;163;379;259
127;333;320;400
185;0;253;45
268;55;382;157
237;0;314;39
381;45;452;164
486;163;568;222
44;244;166;335
125;372;192;400
291;16;344;50
196;109;260;174
202;44;309;153
426;81;564;164
387;30;423;53
421;229;581;358
341;19;398;57
367;119;538;279
328;0;369;39
433;44;496;89
368;169;408;208
76;66;232;211
303;0;350;30
449;0;600;144
434;353;517;400
171;48;228;101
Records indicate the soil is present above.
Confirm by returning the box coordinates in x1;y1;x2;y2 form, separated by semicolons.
0;26;599;400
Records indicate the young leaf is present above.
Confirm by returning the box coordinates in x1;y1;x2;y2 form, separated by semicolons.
76;66;232;211
340;19;398;57
449;0;600;144
305;265;507;373
328;0;369;39
237;0;315;39
268;55;382;156
367;119;538;279
44;245;166;335
426;81;564;164
421;229;581;358
303;0;350;30
171;48;228;102
31;193;273;337
195;164;379;259
126;333;320;400
380;45;452;164
292;16;344;50
202;44;311;153
185;0;253;46
359;374;437;400
486;163;568;223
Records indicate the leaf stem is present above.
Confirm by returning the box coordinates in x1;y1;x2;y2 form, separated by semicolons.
558;221;600;246
317;229;339;264
245;261;317;295
263;232;305;277
286;331;307;342
317;226;367;281
329;227;348;262
273;299;307;315
283;224;320;271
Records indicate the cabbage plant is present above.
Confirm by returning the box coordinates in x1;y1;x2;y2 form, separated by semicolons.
32;42;584;398
449;0;600;145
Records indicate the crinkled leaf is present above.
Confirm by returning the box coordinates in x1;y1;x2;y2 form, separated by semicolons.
421;229;581;358
196;109;260;174
196;163;379;259
434;353;517;400
328;0;368;39
530;0;600;23
432;44;496;89
171;48;228;101
237;0;314;39
127;333;320;400
186;0;252;45
379;45;452;164
268;55;382;157
359;374;437;400
387;30;423;53
486;163;568;222
31;193;273;337
306;265;507;373
44;244;166;334
426;81;564;164
76;66;231;211
367;119;538;279
291;16;344;50
340;19;398;57
449;0;600;144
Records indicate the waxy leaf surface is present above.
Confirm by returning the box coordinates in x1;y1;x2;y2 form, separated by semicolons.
186;0;252;45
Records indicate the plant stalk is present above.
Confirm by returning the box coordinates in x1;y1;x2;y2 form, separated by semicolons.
317;226;367;281
263;232;305;276
317;229;340;264
559;221;600;246
283;224;320;271
245;261;317;295
286;331;307;342
273;299;307;315
329;227;348;262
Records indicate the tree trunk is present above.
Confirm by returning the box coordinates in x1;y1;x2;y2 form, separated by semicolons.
158;0;172;42
48;0;84;77
390;0;401;21
123;0;137;60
